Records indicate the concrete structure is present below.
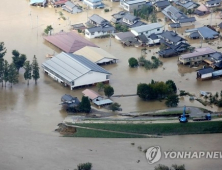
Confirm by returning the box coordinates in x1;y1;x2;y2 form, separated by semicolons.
83;0;104;9
178;47;216;65
130;23;163;37
42;52;111;90
162;5;196;26
74;46;117;64
85;25;115;39
62;1;82;14
120;0;146;13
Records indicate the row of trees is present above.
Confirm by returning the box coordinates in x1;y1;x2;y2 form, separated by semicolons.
134;6;157;23
0;42;40;87
137;80;179;107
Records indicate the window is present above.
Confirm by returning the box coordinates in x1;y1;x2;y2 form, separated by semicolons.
157;28;160;31
72;81;74;86
106;75;109;79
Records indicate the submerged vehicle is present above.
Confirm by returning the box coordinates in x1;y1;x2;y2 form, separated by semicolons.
193;113;211;121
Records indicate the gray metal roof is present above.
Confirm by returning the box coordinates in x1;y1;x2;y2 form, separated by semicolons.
89;14;107;25
155;0;170;8
42;52;110;82
162;5;196;23
130;23;163;33
123;13;137;21
64;1;75;8
124;0;146;5
86;25;115;33
94;99;113;106
197;26;219;39
160;31;184;43
206;0;221;5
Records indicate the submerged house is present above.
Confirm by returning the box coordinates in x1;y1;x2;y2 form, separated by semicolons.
130;23;163;37
158;31;190;57
120;0;147;13
74;46;118;64
194;4;210;16
173;0;197;9
196;67;214;79
50;0;68;7
42;52;111;90
185;26;219;40
62;1;82;14
30;0;47;6
162;5;196;26
154;0;171;11
83;0;104;9
178;47;216;65
111;11;146;28
82;89;113;107
205;0;221;7
61;94;80;109
87;14;110;27
85;25;115;39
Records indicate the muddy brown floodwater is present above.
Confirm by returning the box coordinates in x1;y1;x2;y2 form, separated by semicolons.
0;0;222;170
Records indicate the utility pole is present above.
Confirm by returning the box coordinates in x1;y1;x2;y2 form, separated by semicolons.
109;31;111;46
30;11;33;29
210;9;213;26
37;15;38;36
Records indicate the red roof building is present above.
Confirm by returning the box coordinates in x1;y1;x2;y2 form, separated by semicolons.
44;31;98;53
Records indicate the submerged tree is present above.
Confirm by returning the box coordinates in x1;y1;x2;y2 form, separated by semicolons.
104;85;114;98
32;55;40;84
0;59;4;87
8;63;19;87
96;82;104;92
12;50;27;72
109;102;121;112
44;25;53;35
165;94;179;107
79;96;91;113
0;42;7;59
3;60;9;87
24;61;32;85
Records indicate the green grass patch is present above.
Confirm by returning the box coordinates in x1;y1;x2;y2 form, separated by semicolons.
66;128;147;138
76;121;222;136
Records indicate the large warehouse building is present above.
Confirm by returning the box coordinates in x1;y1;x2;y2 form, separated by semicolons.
42;52;111;90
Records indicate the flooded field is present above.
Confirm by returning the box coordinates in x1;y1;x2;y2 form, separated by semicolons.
0;1;222;169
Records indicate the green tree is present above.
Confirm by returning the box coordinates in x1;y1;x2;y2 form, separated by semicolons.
24;61;32;85
166;80;177;93
109;102;121;112
0;42;7;59
128;57;138;67
12;50;27;72
44;25;53;35
165;94;179;107
137;83;149;100
171;164;186;170
77;162;92;170
8;63;19;87
104;85;114;98
32;55;40;84
3;60;9;87
0;59;4;87
79;96;91;113
96;82;104;91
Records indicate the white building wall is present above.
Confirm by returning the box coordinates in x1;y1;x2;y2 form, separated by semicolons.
85;29;114;39
131;27;163;37
73;71;110;87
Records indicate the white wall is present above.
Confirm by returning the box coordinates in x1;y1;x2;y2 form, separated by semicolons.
131;27;163;37
74;71;110;87
85;29;113;39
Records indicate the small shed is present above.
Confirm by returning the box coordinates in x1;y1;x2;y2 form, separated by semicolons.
196;67;214;79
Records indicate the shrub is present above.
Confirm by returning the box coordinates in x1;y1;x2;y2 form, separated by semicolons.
77;162;92;170
128;57;138;67
104;8;109;12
